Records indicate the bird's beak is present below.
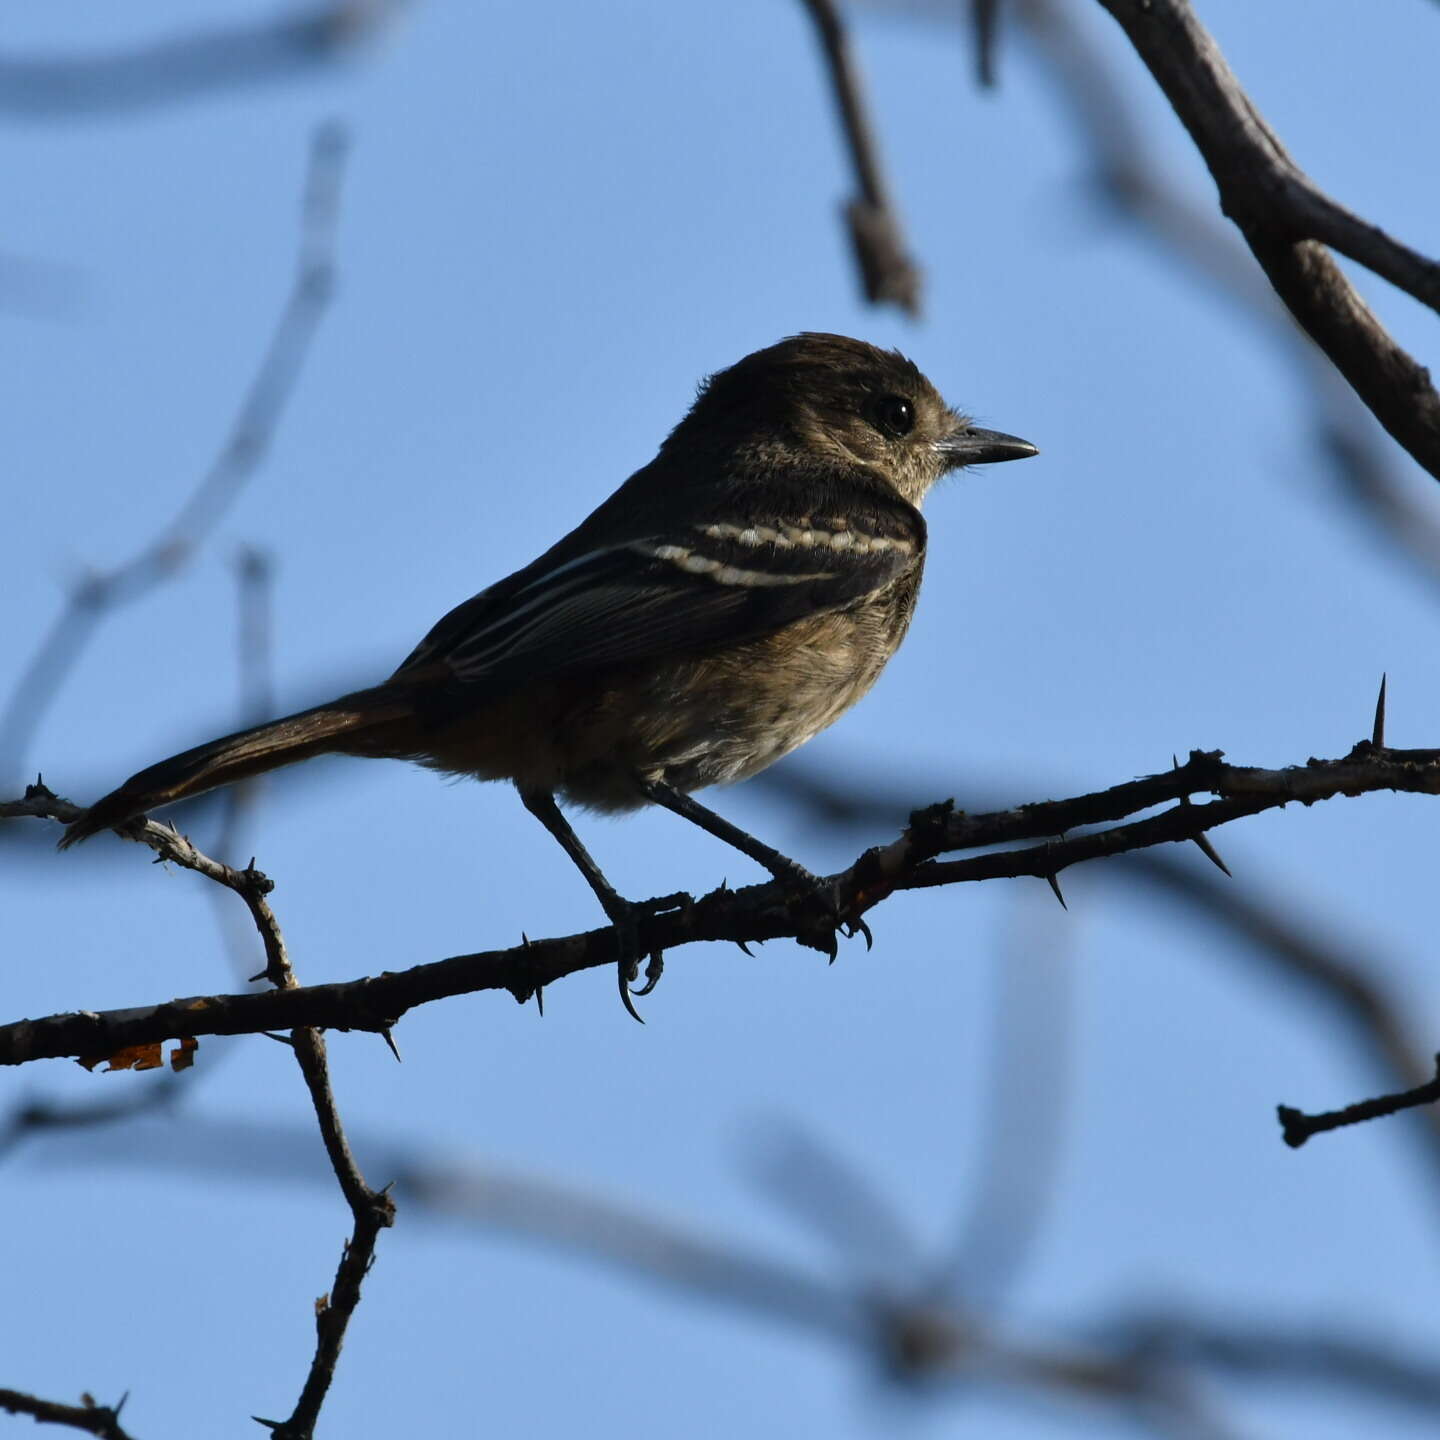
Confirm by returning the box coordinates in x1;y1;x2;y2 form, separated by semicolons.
937;425;1039;466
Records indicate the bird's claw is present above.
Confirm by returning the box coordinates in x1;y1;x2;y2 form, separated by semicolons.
782;872;872;963
845;915;874;950
608;894;676;1022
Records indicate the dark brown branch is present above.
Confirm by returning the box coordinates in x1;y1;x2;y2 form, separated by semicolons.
219;780;393;1438
798;0;922;313
9;738;1440;1065
1092;0;1440;479
1279;1056;1440;1150
1008;0;1440;612
0;1388;136;1440
0;125;348;784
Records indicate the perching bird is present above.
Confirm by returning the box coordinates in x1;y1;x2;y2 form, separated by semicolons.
62;334;1036;1015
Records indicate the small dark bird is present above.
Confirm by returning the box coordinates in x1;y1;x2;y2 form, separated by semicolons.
62;334;1036;1015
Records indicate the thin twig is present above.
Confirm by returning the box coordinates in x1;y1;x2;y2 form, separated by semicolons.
0;1388;137;1440
6;780;290;986
1279;1056;1440;1150
0;124;348;785
254;1031;395;1439
798;0;922;313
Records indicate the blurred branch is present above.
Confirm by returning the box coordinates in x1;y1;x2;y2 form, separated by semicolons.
0;3;403;120
1091;0;1440;480
970;0;1002;87
0;1387;136;1439
8;735;1440;1065
0;553;277;1161
207;548;280;978
33;1102;1440;1430
798;0;923;313
745;1121;927;1284
0;124;348;787
936;897;1073;1307
1107;1309;1440;1412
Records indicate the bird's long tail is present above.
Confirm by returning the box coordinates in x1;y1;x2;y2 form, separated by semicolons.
59;685;415;848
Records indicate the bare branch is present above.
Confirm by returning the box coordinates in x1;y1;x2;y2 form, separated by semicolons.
798;0;923;313
10;738;1440;1064
0;124;348;785
1092;0;1440;479
255;1029;395;1440
1279;1056;1440;1150
0;1388;137;1440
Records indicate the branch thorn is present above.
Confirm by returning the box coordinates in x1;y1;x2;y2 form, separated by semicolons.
1190;831;1233;877
1045;872;1068;910
1372;673;1387;748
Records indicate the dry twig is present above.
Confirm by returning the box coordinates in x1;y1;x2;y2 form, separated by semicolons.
0;1388;136;1440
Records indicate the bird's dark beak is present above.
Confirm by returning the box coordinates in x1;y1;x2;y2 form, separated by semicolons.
938;425;1039;467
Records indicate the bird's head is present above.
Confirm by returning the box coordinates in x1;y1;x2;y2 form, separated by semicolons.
676;333;1037;506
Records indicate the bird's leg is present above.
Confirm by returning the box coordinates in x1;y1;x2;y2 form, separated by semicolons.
519;788;660;1022
635;778;871;958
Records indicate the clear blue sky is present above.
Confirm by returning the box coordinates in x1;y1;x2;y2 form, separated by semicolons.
5;3;1440;1436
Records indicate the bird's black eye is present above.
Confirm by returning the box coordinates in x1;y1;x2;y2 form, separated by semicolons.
873;395;915;438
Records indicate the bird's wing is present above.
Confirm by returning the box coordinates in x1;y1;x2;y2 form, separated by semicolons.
392;513;923;697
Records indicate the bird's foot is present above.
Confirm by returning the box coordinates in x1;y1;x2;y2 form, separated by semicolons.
769;862;873;962
605;891;687;1023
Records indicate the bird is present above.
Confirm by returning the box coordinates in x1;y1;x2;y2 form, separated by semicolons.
61;333;1036;1016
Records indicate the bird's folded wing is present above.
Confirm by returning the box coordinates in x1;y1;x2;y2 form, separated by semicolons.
392;514;923;695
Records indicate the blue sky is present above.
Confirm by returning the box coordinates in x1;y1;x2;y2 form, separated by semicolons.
5;3;1440;1437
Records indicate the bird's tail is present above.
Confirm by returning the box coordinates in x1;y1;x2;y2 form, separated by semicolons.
59;686;415;849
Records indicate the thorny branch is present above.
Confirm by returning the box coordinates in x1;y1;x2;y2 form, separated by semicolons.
0;791;394;1434
770;744;1440;1166
8;736;1440;1070
798;0;922;313
254;1024;395;1440
0;123;348;785
0;1388;136;1440
248;816;396;1440
1092;0;1440;480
